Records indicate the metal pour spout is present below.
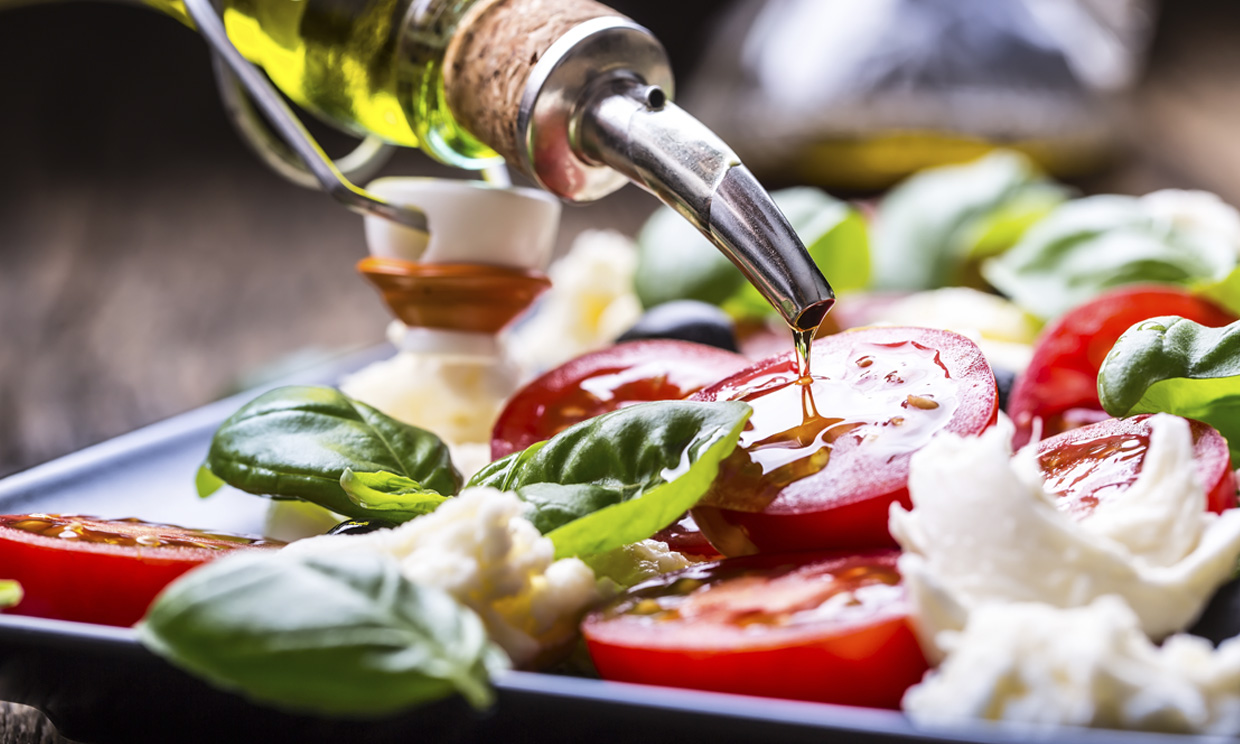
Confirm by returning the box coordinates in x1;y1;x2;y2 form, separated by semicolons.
573;75;835;331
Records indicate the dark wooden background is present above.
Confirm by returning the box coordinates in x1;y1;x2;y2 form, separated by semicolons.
3;0;1240;480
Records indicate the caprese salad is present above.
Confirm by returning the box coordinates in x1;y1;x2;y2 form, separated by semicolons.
5;151;1240;737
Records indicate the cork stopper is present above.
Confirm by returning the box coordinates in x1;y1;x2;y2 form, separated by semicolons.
444;0;622;174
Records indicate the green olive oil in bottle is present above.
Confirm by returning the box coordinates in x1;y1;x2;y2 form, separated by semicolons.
146;0;497;168
136;0;837;348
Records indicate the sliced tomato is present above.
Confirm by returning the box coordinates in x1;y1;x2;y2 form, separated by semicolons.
690;327;997;555
1008;286;1236;448
582;550;928;709
1038;415;1237;518
491;340;749;460
0;515;282;626
650;512;722;561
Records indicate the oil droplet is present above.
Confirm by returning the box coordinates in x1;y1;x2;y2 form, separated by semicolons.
904;395;939;410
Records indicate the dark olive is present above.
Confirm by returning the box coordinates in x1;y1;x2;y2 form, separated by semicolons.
326;518;398;536
993;366;1017;412
618;300;739;352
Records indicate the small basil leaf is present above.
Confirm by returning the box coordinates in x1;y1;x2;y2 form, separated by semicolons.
195;464;225;499
874;150;1066;292
137;551;508;717
340;469;448;522
1098;316;1240;462
468;400;751;558
204;386;461;519
984;195;1237;320
0;580;22;609
635;188;870;317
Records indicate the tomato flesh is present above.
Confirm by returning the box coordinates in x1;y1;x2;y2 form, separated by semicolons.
1008;286;1236;447
650;512;722;561
491;340;749;460
1037;415;1237;518
0;515;282;627
582;550;928;709
691;327;998;555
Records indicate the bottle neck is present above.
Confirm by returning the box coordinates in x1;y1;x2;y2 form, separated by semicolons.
442;3;835;330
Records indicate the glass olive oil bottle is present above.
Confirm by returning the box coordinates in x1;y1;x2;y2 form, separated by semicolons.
130;0;837;336
146;0;498;168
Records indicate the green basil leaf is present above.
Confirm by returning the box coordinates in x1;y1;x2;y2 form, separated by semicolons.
0;580;22;609
203;386;461;519
1098;316;1240;461
138;551;508;717
340;469;448;522
873;150;1066;291
634;188;870;316
195;464;225;499
634;205;743;309
468;400;751;558
1195;266;1240;318
984;195;1237;321
511;482;635;536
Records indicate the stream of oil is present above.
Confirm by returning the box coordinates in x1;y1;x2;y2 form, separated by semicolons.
793;327;815;379
702;337;957;512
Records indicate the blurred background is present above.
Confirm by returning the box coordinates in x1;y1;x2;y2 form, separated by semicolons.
2;0;1240;477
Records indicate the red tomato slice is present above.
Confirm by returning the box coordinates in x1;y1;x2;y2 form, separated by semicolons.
1008;286;1236;448
582;550;928;709
690;327;997;555
650;512;722;561
1038;415;1237;518
0;515;282;627
491;340;749;460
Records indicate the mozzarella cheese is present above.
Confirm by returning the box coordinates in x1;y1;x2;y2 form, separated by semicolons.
284;487;599;667
904;597;1240;735
891;414;1240;652
339;351;515;481
1141;189;1240;257
583;539;693;592
505;230;643;374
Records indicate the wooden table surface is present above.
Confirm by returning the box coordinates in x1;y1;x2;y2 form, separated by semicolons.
2;0;1240;741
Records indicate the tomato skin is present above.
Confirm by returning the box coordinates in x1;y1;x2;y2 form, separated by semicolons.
690;327;998;555
693;487;910;556
582;550;928;709
0;515;281;627
1008;286;1236;448
1037;415;1238;517
650;512;722;561
491;340;749;460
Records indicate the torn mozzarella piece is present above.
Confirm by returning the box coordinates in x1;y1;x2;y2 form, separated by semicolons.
583;539;693;592
1141;189;1240;258
890;415;1240;651
904;596;1240;735
506;230;643;374
284;487;599;667
339;352;514;480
